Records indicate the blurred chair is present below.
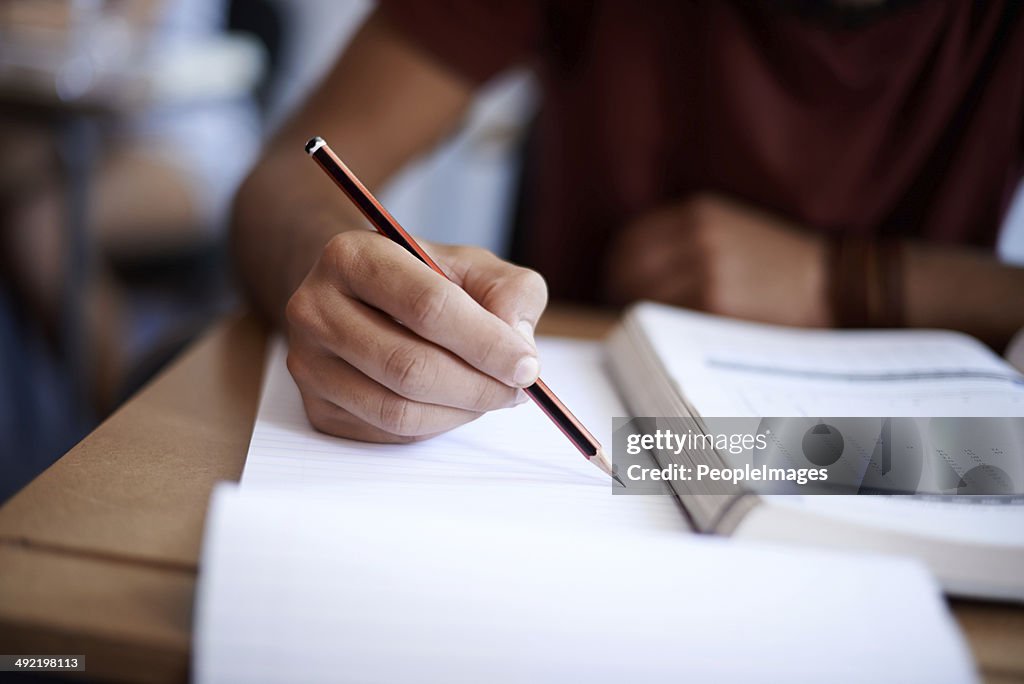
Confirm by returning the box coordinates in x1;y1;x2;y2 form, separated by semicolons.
0;0;264;500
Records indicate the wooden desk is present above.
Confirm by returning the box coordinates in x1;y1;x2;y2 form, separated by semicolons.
1;308;1022;683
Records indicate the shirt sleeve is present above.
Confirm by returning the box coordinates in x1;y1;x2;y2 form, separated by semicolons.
377;0;543;84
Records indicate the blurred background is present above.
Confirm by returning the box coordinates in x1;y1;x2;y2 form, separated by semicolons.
0;0;1022;502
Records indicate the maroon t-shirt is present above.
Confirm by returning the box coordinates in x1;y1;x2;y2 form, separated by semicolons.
379;0;1024;303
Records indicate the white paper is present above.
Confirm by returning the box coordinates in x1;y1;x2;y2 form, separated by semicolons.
194;335;976;683
763;494;1024;547
634;303;1024;418
239;338;686;532
194;483;975;684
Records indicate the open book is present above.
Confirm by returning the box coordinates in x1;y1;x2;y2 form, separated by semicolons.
194;337;976;683
607;303;1024;601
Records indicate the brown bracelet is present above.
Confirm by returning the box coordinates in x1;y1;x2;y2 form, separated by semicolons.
877;238;905;328
826;235;905;328
826;235;871;328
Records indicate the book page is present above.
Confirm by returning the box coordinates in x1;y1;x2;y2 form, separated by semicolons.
629;303;1024;599
194;483;975;684
739;494;1024;602
634;303;1024;418
763;494;1024;546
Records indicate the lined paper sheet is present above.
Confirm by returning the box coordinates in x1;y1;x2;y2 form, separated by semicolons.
240;337;686;532
194;484;976;684
195;335;976;683
634;303;1024;418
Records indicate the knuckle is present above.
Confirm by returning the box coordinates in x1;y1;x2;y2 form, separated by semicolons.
451;244;489;262
382;343;436;398
300;396;333;435
514;267;548;305
407;283;451;329
323;231;364;275
286;348;317;389
375;394;420;436
288;355;332;412
284;290;314;331
285;348;308;383
285;290;341;348
308;408;334;436
322;232;348;265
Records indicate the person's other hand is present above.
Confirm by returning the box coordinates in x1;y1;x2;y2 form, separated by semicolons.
607;194;830;327
285;231;547;442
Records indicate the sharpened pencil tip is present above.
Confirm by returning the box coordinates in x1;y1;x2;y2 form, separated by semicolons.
592;448;626;487
305;136;326;155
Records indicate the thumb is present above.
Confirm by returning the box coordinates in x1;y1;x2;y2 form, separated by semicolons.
435;245;548;348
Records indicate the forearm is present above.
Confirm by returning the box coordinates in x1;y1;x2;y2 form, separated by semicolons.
229;9;473;327
231;145;365;327
903;241;1024;351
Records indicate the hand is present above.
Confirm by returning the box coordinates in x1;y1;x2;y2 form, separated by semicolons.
285;230;547;442
606;194;830;327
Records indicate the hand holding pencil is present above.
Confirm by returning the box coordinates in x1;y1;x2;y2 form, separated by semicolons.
288;136;618;482
285;206;544;441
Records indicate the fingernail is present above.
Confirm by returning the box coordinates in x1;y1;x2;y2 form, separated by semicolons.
513;356;540;387
515;320;536;347
514;389;530;405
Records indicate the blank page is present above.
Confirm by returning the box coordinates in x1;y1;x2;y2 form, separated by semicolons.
196;336;976;682
240;337;685;532
194;483;975;684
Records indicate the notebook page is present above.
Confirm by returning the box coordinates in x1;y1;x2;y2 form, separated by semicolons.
194;483;976;684
241;337;685;532
634;302;1024;418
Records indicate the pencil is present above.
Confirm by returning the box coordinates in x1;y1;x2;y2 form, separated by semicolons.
305;136;623;486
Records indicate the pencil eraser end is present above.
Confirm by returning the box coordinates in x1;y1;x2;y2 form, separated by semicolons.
305;136;326;155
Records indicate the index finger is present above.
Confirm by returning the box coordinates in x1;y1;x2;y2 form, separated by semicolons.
329;233;541;389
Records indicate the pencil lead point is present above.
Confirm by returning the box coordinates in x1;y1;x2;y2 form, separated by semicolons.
593;448;625;487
